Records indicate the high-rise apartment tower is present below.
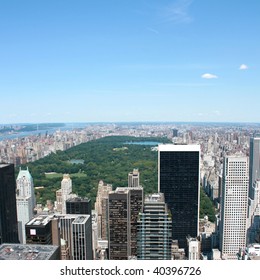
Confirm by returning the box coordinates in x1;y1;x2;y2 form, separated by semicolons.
137;193;172;260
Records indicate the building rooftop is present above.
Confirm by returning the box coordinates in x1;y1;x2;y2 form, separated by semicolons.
66;196;90;202
17;167;32;179
0;163;10;168
26;215;51;226
145;193;165;203
72;215;90;224
0;243;59;260
158;144;200;152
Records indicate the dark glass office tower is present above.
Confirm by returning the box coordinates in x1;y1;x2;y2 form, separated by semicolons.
0;163;19;244
158;144;200;253
66;197;92;215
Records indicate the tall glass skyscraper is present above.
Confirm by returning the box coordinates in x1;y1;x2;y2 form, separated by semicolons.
158;144;200;253
0;163;19;244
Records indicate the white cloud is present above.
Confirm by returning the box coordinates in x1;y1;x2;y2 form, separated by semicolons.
239;64;248;70
201;73;218;79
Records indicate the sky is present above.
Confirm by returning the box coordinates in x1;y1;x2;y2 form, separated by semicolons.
0;0;260;124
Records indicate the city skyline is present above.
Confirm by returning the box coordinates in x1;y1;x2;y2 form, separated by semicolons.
1;122;260;260
0;0;260;124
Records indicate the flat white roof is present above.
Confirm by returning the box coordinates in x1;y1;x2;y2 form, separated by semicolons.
0;164;10;168
158;144;200;152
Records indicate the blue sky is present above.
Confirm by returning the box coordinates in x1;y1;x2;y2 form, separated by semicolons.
0;0;259;124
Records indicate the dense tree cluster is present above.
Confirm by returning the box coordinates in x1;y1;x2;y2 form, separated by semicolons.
17;135;215;221
200;187;216;222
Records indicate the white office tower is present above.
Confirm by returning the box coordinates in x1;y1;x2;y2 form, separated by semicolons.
16;167;35;244
220;156;249;259
187;237;201;260
56;174;74;214
61;174;72;213
128;168;140;188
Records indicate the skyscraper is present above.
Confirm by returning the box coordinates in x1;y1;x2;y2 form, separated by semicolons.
172;129;178;138
220;156;249;259
108;186;143;260
137;193;172;260
247;179;260;243
16;167;36;244
25;213;92;260
71;215;93;260
108;188;130;260
66;197;92;215
66;196;93;259
128;168;140;188
94;180;112;240
129;186;143;257
158;144;200;253
56;174;76;214
25;215;54;245
0;163;19;244
249;135;260;200
59;214;92;260
61;174;72;214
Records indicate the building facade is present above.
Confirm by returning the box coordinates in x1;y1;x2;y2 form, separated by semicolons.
158;144;200;253
220;156;249;259
25;215;53;245
137;193;172;260
16;167;36;244
66;196;92;215
0;163;19;244
95;180;112;240
129;186;143;257
249;135;260;200
128;169;140;188
108;187;143;260
108;188;130;260
55;174;74;214
71;215;93;260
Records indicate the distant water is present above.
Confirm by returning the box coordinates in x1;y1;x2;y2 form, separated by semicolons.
0;123;88;141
